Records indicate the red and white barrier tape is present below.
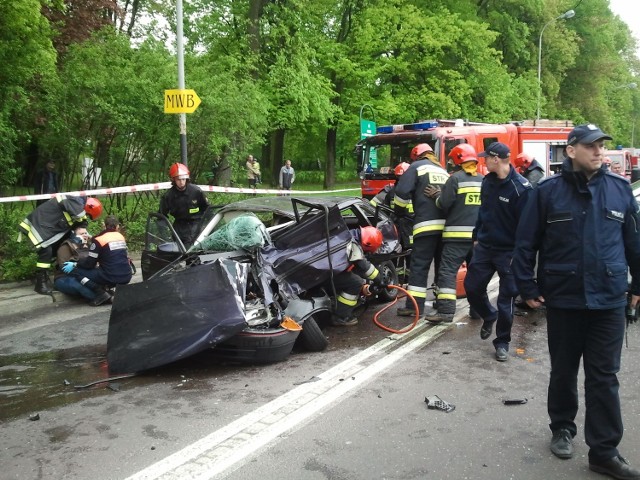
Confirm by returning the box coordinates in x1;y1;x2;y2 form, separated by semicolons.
0;182;360;203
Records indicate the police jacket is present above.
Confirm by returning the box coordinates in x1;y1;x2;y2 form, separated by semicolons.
522;159;545;187
513;158;640;309
78;229;132;284
159;183;209;224
436;168;484;242
19;195;87;248
394;159;448;239
473;165;531;250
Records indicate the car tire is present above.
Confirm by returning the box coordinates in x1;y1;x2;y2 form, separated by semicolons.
377;260;399;303
298;315;329;352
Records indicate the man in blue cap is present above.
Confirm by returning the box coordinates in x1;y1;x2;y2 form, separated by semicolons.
464;141;532;362
513;124;640;479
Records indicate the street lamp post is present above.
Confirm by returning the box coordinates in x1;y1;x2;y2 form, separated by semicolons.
537;9;575;121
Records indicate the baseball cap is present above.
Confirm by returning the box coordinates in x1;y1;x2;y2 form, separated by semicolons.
567;124;612;146
478;142;510;159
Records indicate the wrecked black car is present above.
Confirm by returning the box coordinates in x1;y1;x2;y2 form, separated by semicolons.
107;197;408;374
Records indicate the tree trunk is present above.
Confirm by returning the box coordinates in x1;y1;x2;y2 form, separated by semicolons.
270;129;285;185
325;128;337;189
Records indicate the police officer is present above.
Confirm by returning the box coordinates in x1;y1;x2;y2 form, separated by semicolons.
160;163;209;248
464;142;532;362
331;226;385;326
513;124;640;479
19;195;103;295
424;144;483;323
394;143;448;316
515;152;545;187
63;215;133;304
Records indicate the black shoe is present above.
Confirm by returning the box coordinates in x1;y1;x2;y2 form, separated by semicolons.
495;347;508;362
424;312;454;324
480;320;495;340
89;290;112;307
397;307;421;317
331;315;358;326
550;429;574;459
589;456;640;479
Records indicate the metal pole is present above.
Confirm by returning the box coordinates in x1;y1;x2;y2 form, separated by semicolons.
176;0;188;166
536;10;575;121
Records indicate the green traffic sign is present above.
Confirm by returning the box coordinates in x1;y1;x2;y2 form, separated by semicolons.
360;119;376;139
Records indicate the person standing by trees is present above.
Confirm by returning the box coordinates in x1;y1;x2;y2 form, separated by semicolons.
246;155;260;189
279;159;295;193
513;124;640;479
159;163;209;248
464;142;532;362
34;160;60;206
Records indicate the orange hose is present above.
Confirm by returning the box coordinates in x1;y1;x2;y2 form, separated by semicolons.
373;285;420;334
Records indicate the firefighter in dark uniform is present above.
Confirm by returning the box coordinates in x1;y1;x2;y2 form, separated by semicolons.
515;152;545;187
63;215;133;304
394;143;448;316
331;226;385;326
424;143;483;323
370;162;413;251
464;142;532;362
19;195;103;295
513;124;640;479
160;163;209;248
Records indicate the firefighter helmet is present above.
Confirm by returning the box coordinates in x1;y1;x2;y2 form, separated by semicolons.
394;162;411;177
360;226;383;253
515;153;533;169
448;144;478;165
410;143;433;162
602;156;612;165
169;162;190;180
84;197;103;220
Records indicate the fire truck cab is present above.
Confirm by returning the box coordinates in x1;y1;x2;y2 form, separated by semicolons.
356;119;573;198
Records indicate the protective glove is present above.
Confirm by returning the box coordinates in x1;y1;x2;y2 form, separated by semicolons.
423;185;441;199
62;261;77;274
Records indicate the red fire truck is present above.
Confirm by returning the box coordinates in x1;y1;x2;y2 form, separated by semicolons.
356;119;574;198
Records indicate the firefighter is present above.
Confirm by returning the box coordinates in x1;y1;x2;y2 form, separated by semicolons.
515;152;545;187
159;163;209;248
331;226;385;326
394;143;449;316
464;142;532;362
19;195;103;295
63;215;133;304
369;162;410;209
424;143;483;323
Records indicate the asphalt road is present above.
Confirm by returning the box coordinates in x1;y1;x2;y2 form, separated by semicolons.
1;273;640;480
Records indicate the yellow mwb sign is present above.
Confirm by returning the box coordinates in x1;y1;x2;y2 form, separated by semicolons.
164;89;201;114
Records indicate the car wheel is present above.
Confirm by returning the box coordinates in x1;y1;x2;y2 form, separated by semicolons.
297;315;329;352
377;260;399;303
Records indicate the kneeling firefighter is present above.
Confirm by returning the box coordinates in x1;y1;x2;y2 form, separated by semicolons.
331;226;386;326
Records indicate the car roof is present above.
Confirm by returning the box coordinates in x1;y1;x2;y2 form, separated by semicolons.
216;196;366;218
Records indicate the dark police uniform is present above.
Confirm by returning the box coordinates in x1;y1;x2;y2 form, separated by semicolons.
513;158;640;464
159;183;209;247
464;165;531;350
394;159;448;313
432;168;484;317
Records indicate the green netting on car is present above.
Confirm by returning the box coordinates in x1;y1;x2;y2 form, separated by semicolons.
199;213;271;252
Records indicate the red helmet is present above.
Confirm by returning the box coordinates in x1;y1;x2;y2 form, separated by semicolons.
360;226;383;253
410;143;433;162
169;163;190;180
515;153;533;169
394;162;411;177
448;144;478;165
602;156;612;165
84;197;103;220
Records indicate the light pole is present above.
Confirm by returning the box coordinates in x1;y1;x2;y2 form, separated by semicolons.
537;9;575;121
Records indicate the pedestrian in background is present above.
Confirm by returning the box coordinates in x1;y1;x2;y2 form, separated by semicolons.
394;143;448;317
610;159;624;176
34;159;60;206
246;155;260;188
424;143;483;323
515;152;545;187
464;142;532;362
513;124;640;479
19;196;103;295
279;159;295;193
159;163;209;248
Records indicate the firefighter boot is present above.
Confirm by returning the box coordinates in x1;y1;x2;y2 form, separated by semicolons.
34;269;53;295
